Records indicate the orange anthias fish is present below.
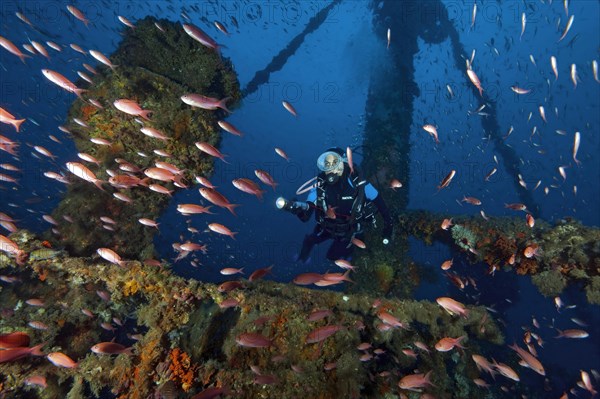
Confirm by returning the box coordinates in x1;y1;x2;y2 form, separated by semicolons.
47;352;78;368
437;170;456;192
282;101;297;117
441;218;453;230
0;107;26;132
436;297;469;318
467;68;484;96
398;371;434;392
509;343;545;376
199;188;239;216
435;336;466;352
422;124;439;144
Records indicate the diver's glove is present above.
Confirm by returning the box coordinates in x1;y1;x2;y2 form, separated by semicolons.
382;222;393;245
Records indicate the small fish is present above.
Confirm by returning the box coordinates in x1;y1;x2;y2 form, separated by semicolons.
389;179;402;190
511;86;530;95
462;196;481;206
218;120;243;137
437;170;456;191
441;218;453;230
484;167;497;181
236;332;272;348
182;23;220;52
113;99;152;120
96;248;125;267
181;94;231;112
47;352;78;368
67;5;89;27
282;101;297;117
558;165;567;181
521;13;526;40
539;106;547;123
249;265;273;282
91;342;133;355
254;169;278;190
435;336;466;352
386;28;391;49
220;267;244;275
346;147;354;174
529;54;536;66
550;56;559;80
89;50;117;70
470;3;477;29
555;328;588;339
422;124;439;144
351;237;366;249
467;68;484;96
558;15;574;42
593;60;599;83
208;223;237;239
274;147;290;161
570;64;578;88
572;132;581;166
441;259;453;270
118;16;135;29
214;21;229;36
526;214;535;228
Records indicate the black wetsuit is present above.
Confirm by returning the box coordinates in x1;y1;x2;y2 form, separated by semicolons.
296;165;393;262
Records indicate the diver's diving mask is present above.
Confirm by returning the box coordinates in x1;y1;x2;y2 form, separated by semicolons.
317;151;344;184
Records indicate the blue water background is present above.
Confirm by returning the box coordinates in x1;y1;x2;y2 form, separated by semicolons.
1;0;599;397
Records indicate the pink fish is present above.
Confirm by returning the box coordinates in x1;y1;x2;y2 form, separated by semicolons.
254;169;278;190
0;35;31;63
208;222;237;239
199;188;239;216
398;371;434;392
0;107;26;132
220;267;244;275
181;94;231;112
195;142;229;163
47;352;78;368
307;309;333;322
89;50;117;70
118;16;135;29
435;336;466;352
0;332;30;349
249;265;273;282
24;375;47;388
293;273;323;285
218;120;243;136
41;69;86;98
182;23;221;52
232;178;265;200
377;311;407;329
66;162;104;190
436;297;469;318
176;204;214;215
467;68;484;96
96;248;125;267
274;147;290;161
0;343;45;363
346;146;354;174
113;99;152;120
66;5;89;27
235;332;272;348
305;325;344;344
282;101;297;117
90;342;133;355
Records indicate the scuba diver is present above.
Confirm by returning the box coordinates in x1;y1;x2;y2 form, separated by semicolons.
276;147;393;263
